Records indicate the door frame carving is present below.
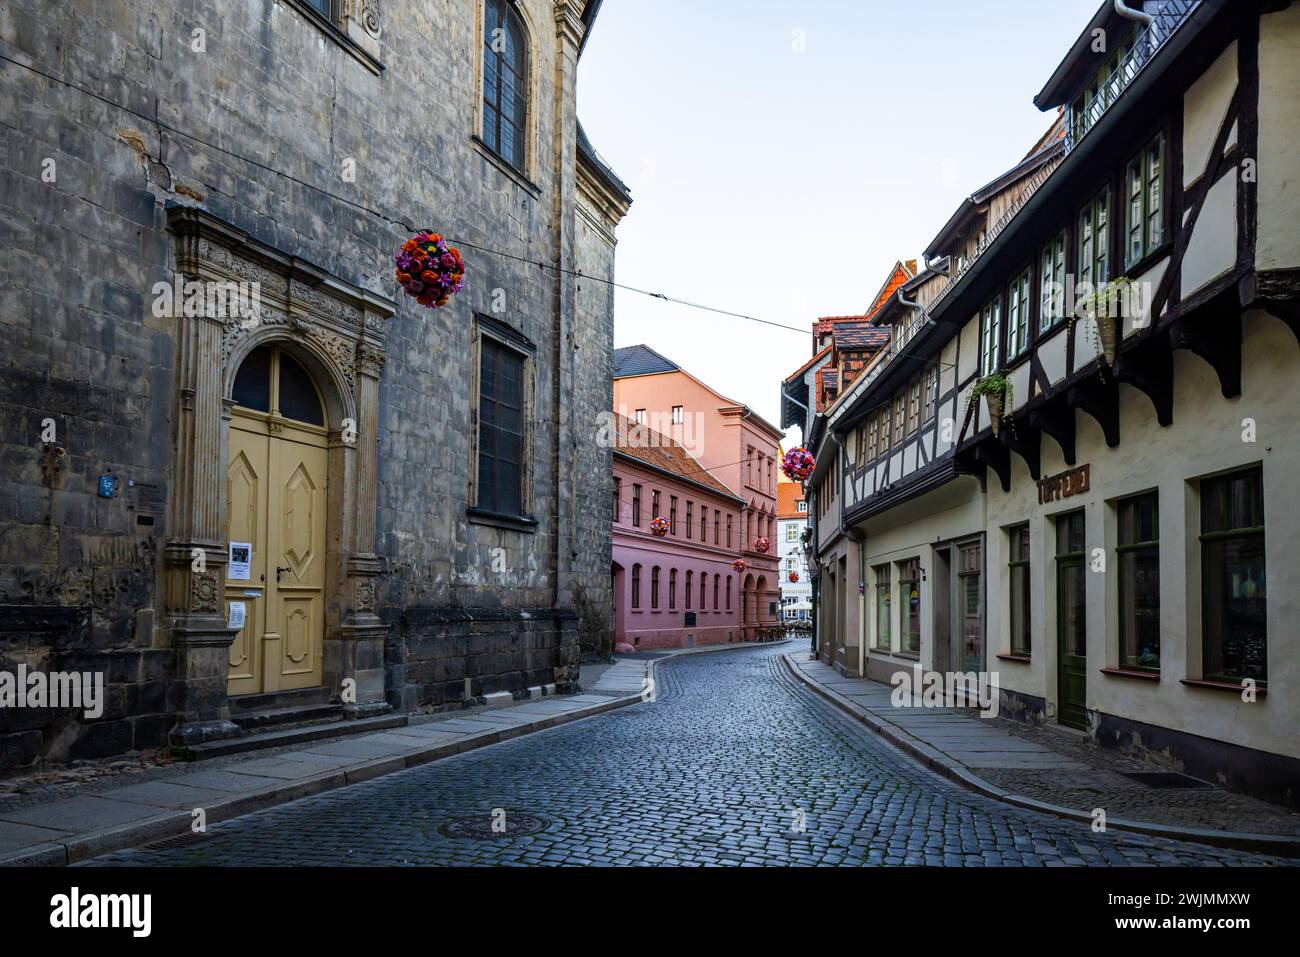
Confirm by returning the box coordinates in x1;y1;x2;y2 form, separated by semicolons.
164;206;396;744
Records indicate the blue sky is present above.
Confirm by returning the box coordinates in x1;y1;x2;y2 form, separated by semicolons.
577;0;1102;443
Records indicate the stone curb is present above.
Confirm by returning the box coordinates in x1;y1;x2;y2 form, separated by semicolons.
779;652;1300;858
0;665;659;868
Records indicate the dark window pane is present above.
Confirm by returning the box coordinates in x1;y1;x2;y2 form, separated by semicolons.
1119;547;1161;669
1201;468;1266;682
483;0;528;172
232;346;271;412
478;338;526;516
277;353;324;425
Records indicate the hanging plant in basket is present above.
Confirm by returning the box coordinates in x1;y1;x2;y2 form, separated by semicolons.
781;447;816;482
732;559;747;573
788;571;800;584
649;516;669;537
395;231;465;309
752;536;771;554
1073;276;1134;368
968;372;1013;435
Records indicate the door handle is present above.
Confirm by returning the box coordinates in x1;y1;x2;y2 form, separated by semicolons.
275;565;292;584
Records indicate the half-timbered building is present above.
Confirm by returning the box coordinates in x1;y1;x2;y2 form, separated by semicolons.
799;0;1300;805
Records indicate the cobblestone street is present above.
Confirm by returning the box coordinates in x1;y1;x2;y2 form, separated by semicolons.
87;645;1292;866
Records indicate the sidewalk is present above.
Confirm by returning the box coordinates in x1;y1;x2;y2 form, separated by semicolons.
0;639;784;867
0;657;655;867
782;651;1300;856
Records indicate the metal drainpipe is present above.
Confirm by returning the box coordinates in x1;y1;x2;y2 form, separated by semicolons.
1113;0;1154;27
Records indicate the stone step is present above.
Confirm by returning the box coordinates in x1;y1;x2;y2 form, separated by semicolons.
180;713;409;761
230;702;344;732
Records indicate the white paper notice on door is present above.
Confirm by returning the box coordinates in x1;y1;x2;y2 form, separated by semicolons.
228;542;252;582
228;601;247;630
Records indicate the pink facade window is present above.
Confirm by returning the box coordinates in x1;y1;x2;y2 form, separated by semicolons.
685;571;693;609
631;564;641;609
685;502;693;540
613;477;621;523
651;566;660;610
632;484;641;527
670;496;678;534
713;575;720;609
669;569;677;610
726;577;732;611
700;572;706;609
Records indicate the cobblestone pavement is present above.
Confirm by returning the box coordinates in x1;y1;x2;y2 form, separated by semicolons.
87;645;1292;866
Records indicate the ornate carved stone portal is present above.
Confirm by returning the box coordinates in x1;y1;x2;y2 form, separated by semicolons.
164;205;395;744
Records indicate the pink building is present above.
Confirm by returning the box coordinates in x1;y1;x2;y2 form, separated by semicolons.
613;346;783;636
613;416;748;650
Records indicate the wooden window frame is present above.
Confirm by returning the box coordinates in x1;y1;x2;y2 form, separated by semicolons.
1008;524;1031;658
1117;491;1161;673
1199;468;1267;684
470;316;536;530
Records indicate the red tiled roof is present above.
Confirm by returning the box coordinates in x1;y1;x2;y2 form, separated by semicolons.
613;415;741;502
777;482;806;519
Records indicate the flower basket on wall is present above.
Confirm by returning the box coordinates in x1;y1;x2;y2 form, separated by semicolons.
788;571;800;583
752;536;771;554
732;559;746;573
969;372;1013;435
649;516;669;537
1075;277;1134;367
395;231;465;309
781;447;815;482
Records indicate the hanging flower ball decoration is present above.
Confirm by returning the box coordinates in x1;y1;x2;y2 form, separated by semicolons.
649;516;670;537
752;536;771;554
788;571;800;584
395;231;465;309
782;447;816;482
732;559;746;573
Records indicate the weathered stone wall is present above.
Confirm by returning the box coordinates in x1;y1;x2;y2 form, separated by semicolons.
0;0;624;768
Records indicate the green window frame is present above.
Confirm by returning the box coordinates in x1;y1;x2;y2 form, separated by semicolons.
1006;268;1032;360
1039;230;1067;331
980;297;1002;375
1126;133;1166;268
873;564;892;652
1200;468;1266;683
1118;492;1161;672
1008;524;1031;657
923;365;939;423
1071;27;1134;141
1078;187;1111;290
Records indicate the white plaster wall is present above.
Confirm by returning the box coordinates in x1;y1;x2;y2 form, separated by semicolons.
985;312;1300;760
859;478;985;676
1183;41;1238;189
1257;4;1300;272
1181;171;1238;298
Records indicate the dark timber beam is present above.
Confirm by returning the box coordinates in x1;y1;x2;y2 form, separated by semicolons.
999;422;1041;480
1026;401;1076;466
1114;342;1174;427
1169;314;1242;398
973;438;1011;493
1066;378;1120;448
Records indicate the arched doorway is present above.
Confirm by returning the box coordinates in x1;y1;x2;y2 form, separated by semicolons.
756;575;768;630
226;345;329;696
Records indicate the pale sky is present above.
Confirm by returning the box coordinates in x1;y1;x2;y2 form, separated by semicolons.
577;0;1102;446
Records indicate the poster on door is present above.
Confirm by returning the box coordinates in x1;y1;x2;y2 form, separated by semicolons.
228;601;247;630
228;542;252;582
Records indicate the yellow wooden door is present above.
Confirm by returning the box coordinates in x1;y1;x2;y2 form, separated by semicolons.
226;418;269;697
267;431;327;691
226;345;329;696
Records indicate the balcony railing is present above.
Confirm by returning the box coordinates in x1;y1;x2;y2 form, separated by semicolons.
1065;1;1200;154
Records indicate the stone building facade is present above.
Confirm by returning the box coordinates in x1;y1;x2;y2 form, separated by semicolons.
0;0;630;769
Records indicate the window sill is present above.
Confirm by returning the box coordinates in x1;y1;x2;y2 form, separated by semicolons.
1180;677;1267;697
283;0;384;75
1101;667;1159;682
996;653;1032;664
467;508;538;533
471;136;542;198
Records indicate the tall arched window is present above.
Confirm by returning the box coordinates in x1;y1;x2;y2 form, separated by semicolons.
483;0;528;171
